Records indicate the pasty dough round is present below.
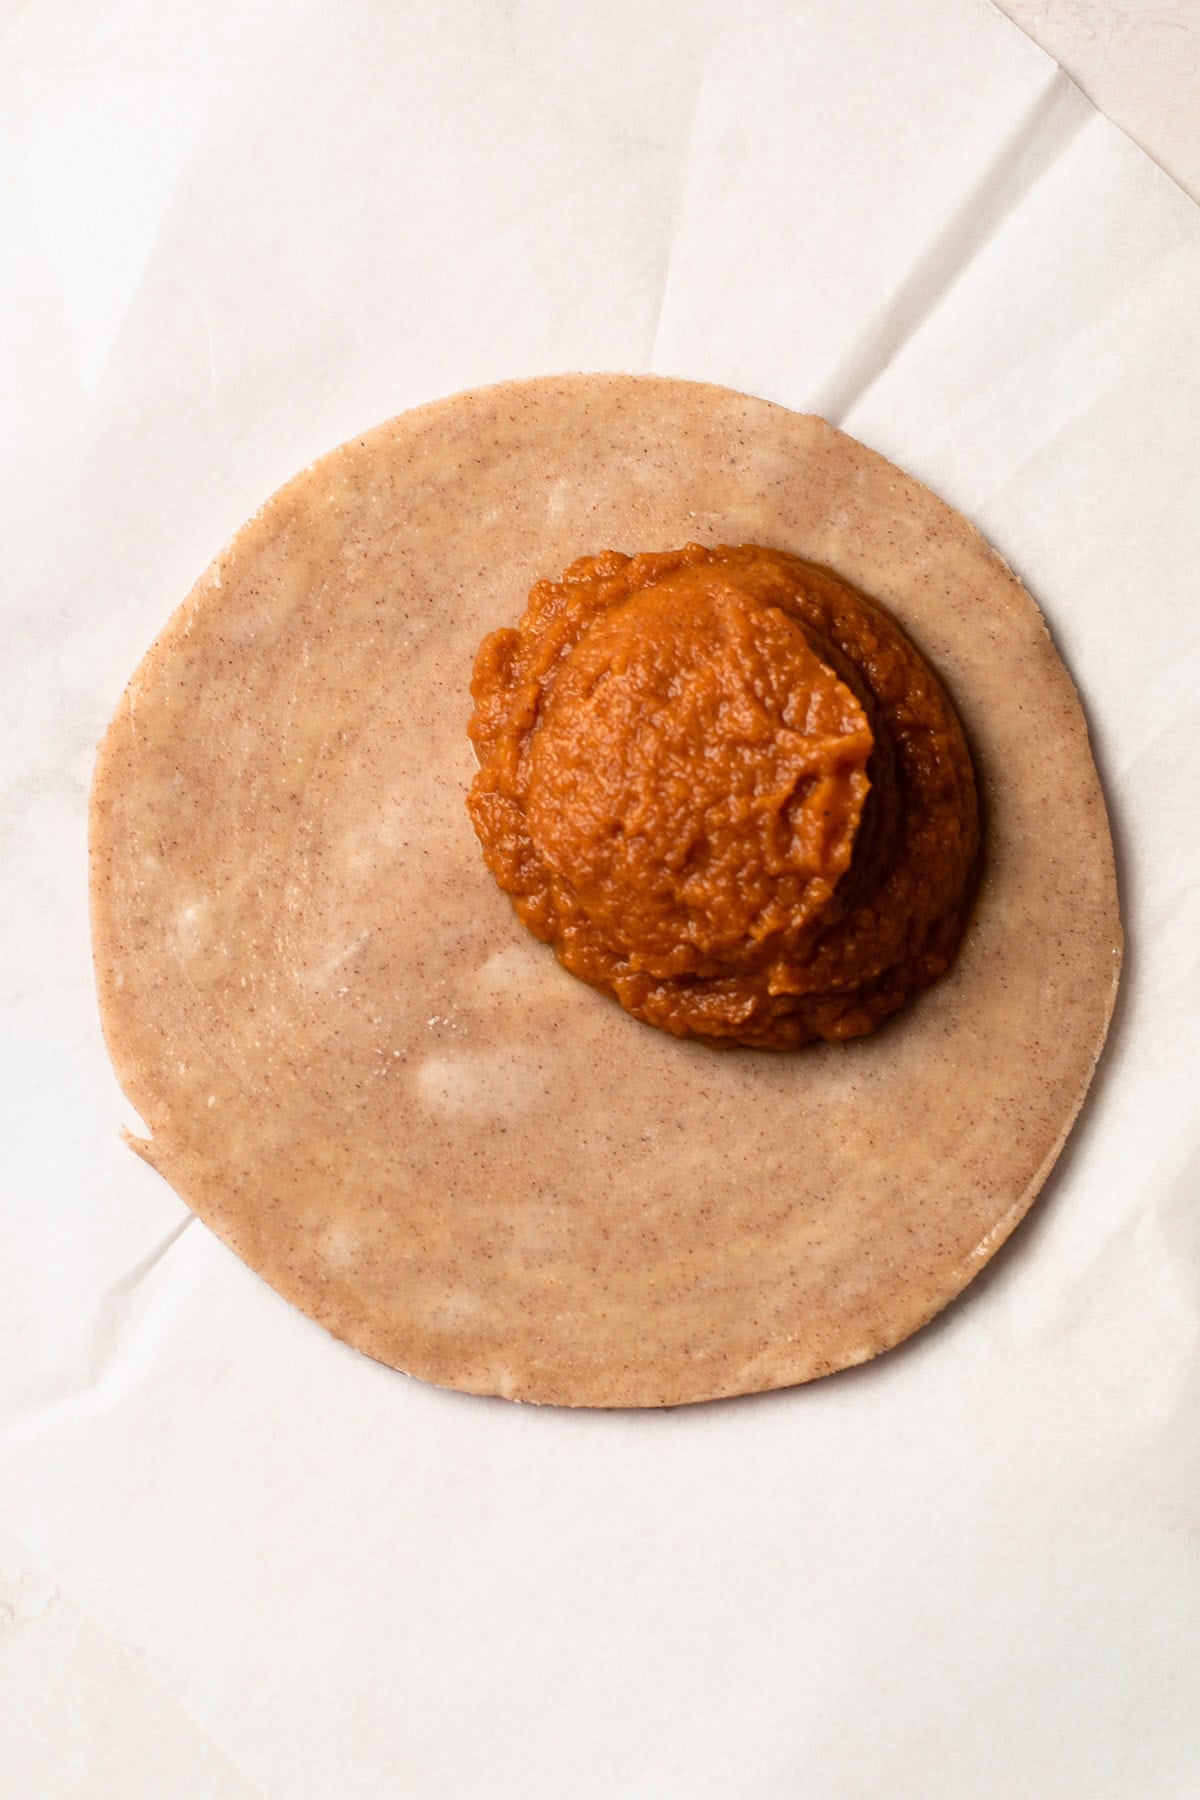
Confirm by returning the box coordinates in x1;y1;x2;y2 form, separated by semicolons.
90;375;1121;1406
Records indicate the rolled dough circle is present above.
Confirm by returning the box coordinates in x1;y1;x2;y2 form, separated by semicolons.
90;374;1121;1406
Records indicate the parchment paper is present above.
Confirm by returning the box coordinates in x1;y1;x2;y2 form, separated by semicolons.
2;1;1197;1794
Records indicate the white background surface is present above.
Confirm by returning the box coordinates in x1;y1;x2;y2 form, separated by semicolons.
3;2;1199;1795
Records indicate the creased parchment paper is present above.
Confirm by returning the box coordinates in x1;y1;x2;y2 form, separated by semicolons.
1;1;1197;1794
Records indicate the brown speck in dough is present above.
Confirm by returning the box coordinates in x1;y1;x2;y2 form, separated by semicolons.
89;374;1120;1407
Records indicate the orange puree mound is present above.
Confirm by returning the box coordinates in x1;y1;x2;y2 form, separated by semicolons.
467;543;980;1049
527;573;874;976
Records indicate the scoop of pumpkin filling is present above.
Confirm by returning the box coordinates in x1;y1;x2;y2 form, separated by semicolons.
468;542;980;1049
